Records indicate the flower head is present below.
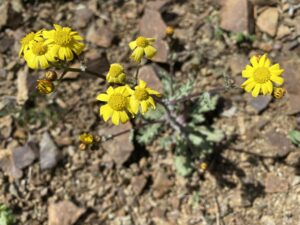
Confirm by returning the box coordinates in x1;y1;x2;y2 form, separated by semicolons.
96;86;132;125
24;39;57;69
79;133;94;145
129;36;157;63
273;87;286;99
36;79;55;94
106;63;126;83
43;24;85;61
128;79;161;114
19;30;44;57
241;54;284;97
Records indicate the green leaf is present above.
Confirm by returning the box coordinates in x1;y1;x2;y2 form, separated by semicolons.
288;130;300;147
175;155;193;177
142;105;165;120
137;123;162;145
0;205;15;225
171;79;194;100
198;126;224;142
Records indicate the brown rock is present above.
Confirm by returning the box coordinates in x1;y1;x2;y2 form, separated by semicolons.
227;190;252;208
140;9;168;63
16;67;29;105
228;54;248;75
0;149;23;179
146;0;170;11
264;174;289;193
266;131;293;157
0;2;8;30
220;0;254;33
256;8;279;36
11;142;37;169
86;24;114;48
0;115;13;139
131;175;148;196
48;201;86;225
73;7;94;29
152;169;173;198
138;65;163;93
249;0;278;6
0;36;15;53
99;123;134;167
276;25;291;39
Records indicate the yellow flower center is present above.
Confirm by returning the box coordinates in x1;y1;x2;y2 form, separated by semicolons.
21;32;35;45
253;67;271;84
108;93;127;111
136;36;149;47
53;30;72;46
31;42;47;56
135;89;149;101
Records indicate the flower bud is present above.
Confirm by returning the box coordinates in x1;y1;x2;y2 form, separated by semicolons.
165;26;174;36
37;79;55;94
79;133;94;145
45;70;58;81
273;87;286;99
79;143;87;151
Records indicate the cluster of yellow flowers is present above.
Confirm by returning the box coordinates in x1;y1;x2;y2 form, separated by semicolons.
241;54;285;98
19;24;85;69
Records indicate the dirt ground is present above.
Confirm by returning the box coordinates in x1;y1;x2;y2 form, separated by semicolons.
1;0;300;224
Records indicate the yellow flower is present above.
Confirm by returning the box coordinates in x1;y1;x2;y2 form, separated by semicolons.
241;54;284;97
96;86;132;125
79;133;94;145
43;24;85;61
19;30;44;57
24;40;57;69
128;80;161;114
129;36;157;63
106;63;126;83
273;87;286;99
36;79;55;94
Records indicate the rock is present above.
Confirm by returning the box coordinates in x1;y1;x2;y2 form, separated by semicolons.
99;123;134;167
131;175;148;196
249;0;278;6
0;115;13;139
140;9;168;63
280;56;300;114
86;24;114;48
249;95;272;113
0;36;14;53
16;67;29;105
264;174;289;193
152;169;174;198
73;6;94;29
48;201;86;225
11;142;37;169
0;2;8;29
146;0;170;11
276;25;291;39
39;132;60;170
265;131;293;157
0;149;23;179
228;54;248;75
227;190;252;208
260;216;276;225
220;0;254;33
256;8;279;37
138;65;164;93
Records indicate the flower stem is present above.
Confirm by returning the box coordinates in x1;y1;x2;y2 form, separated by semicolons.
61;67;106;80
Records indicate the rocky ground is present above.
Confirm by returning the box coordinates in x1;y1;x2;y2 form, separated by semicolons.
1;0;300;224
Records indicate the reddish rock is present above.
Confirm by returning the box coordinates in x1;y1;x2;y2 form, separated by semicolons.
138;65;164;93
220;0;254;33
86;24;114;48
265;174;289;193
266;131;293;157
256;8;279;37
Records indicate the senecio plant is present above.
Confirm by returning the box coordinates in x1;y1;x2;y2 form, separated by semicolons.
19;24;285;176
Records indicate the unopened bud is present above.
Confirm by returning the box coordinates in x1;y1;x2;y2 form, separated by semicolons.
79;133;94;145
79;143;87;151
165;26;174;36
37;79;55;94
45;70;58;81
273;87;286;99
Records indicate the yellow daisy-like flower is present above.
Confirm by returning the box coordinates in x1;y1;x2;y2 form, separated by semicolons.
24;40;57;69
241;54;284;97
79;133;94;145
106;63;126;83
96;86;132;126
43;24;85;61
19;30;44;57
129;36;157;63
128;79;161;114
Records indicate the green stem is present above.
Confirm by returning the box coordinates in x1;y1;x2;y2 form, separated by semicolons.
61;67;106;80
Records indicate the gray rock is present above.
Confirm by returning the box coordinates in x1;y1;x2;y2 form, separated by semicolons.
249;95;272;113
39;132;60;170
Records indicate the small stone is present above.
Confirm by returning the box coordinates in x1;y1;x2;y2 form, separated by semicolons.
86;24;114;48
227;190;252;208
264;174;289;193
131;175;148;196
11;142;37;169
265;131;293;157
0;2;8;30
0;149;23;179
256;8;279;37
48;201;86;225
73;6;94;29
0;36;14;53
16;67;29;105
260;216;276;225
228;54;248;75
146;0;170;11
99;123;134;167
276;25;291;39
0;115;13;139
39;132;60;170
152;169;174;198
249;95;272;113
138;65;163;93
220;0;254;33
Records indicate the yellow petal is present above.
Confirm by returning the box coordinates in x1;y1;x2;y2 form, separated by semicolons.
258;54;267;67
140;101;148;114
100;105;113;122
269;63;280;70
120;111;129;124
130;97;139;114
129;41;137;50
244;82;255;92
146;88;161;97
270;69;284;76
144;45;157;59
250;56;258;67
270;75;284;85
261;83;269;95
111;111;120;125
264;58;271;67
266;81;273;93
130;47;144;63
139;79;147;88
251;84;261;97
148;97;156;109
242;69;252;78
241;78;253;87
96;94;109;102
53;24;62;30
38;56;49;69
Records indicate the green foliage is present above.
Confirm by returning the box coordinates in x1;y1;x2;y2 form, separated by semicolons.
175;154;193;177
233;33;256;44
0;205;15;225
288;130;300;147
